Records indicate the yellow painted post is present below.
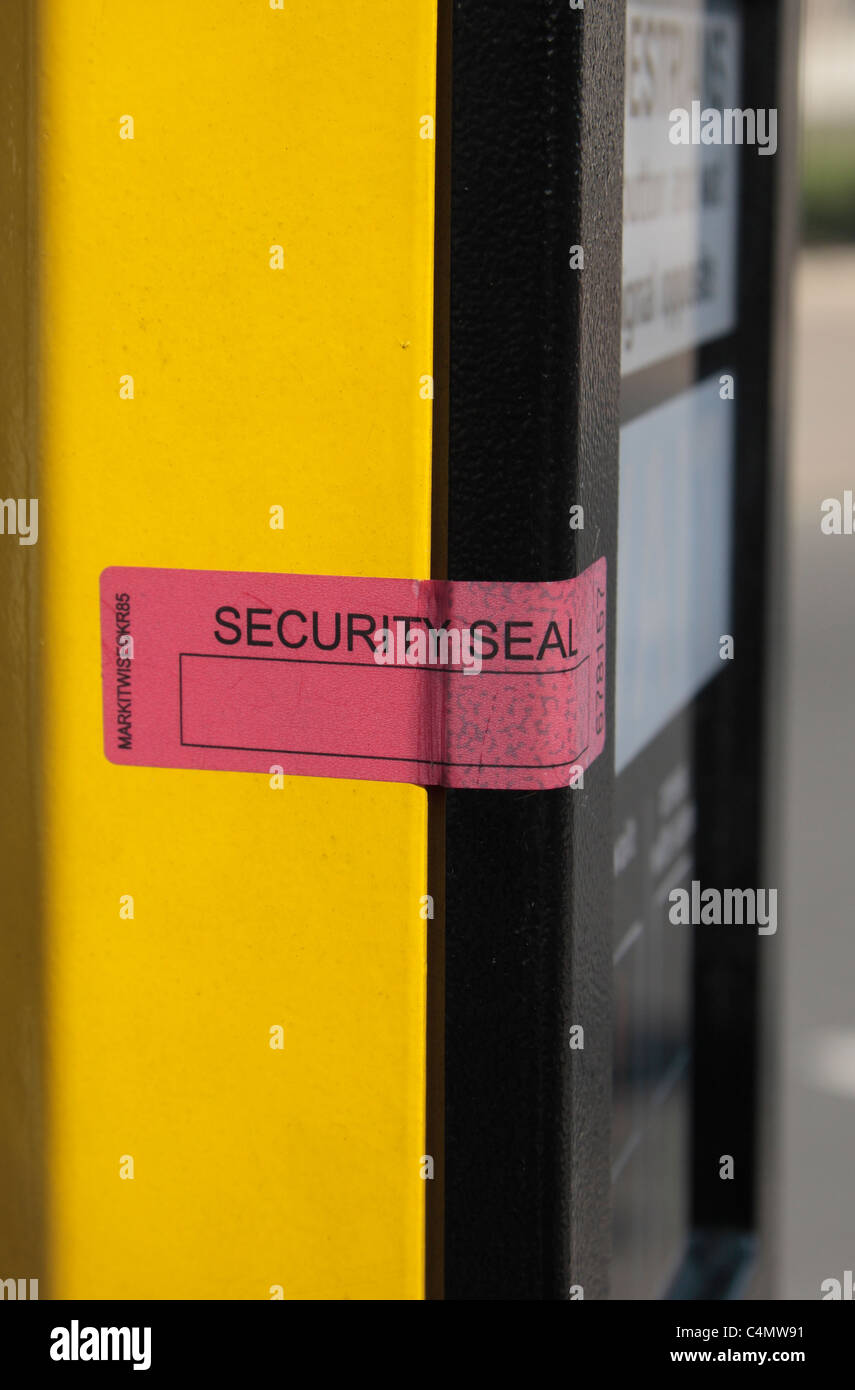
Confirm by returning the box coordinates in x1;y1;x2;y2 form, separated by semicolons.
2;0;438;1299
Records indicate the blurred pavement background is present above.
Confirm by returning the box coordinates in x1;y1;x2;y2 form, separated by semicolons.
776;0;855;1299
779;248;855;1297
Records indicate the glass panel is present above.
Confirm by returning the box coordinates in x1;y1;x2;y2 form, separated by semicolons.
612;0;742;1299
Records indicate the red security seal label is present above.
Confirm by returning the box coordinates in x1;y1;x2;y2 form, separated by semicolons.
101;559;607;791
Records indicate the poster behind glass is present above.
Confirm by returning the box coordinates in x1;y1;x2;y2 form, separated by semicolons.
612;0;741;1298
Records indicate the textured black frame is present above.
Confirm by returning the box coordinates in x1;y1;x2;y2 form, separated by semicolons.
441;0;625;1301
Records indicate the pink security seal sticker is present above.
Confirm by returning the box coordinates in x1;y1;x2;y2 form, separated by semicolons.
100;561;607;791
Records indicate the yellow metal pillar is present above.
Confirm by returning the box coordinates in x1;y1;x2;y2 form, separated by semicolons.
2;0;438;1299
